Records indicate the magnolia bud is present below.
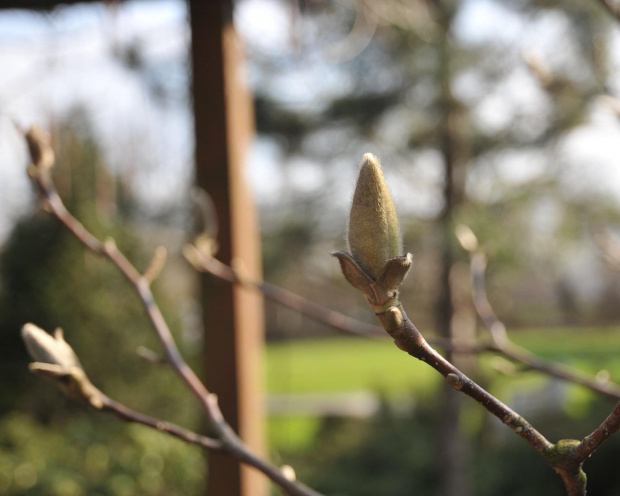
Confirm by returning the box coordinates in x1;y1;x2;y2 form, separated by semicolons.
22;323;81;369
21;323;103;409
348;153;402;279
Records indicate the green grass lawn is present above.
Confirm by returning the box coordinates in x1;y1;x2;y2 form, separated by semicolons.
265;336;440;396
266;327;620;395
264;327;620;451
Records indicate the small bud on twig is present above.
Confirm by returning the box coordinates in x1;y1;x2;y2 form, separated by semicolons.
195;233;219;259
21;323;103;409
104;237;117;252
22;324;81;369
281;465;297;481
136;346;167;365
446;372;464;390
191;189;219;257
183;243;205;270
24;126;55;173
143;246;167;284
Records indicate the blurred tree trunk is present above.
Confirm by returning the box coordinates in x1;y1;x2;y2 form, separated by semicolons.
434;3;470;495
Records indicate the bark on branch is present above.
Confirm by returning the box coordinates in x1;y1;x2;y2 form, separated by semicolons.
20;125;323;496
333;155;620;496
185;220;620;400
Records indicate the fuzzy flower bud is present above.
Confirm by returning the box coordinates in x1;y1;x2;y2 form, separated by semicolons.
21;323;103;409
348;153;402;279
22;323;81;369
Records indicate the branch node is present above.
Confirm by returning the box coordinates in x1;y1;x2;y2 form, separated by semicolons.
103;237;117;253
183;243;204;270
596;369;610;384
281;465;297;481
377;306;404;335
39;198;53;213
143;246;167;284
446;373;464;390
231;258;252;285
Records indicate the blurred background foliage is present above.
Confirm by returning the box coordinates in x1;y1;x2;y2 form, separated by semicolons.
0;108;205;495
3;0;620;495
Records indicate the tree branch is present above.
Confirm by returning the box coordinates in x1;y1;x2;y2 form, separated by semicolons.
332;157;620;495
378;303;554;453
101;394;224;452
575;400;620;459
21;125;323;496
185;233;620;401
455;225;620;401
101;392;319;496
184;243;385;338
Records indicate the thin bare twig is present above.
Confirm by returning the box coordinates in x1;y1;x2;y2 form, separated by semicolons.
334;240;589;489
334;244;595;493
21;125;323;496
184;244;384;338
185;235;620;401
101;394;224;451
455;225;620;401
333;156;603;495
378;302;554;451
455;224;620;494
575;400;620;459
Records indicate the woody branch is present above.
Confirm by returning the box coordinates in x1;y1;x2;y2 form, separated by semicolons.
332;153;620;496
184;203;620;400
19;125;322;496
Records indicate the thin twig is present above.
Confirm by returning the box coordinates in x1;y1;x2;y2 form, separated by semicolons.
458;228;620;401
379;304;554;453
38;175;218;421
186;240;620;400
101;391;319;496
575;400;620;459
100;394;224;451
333;154;595;495
184;244;384;338
334;247;591;495
22;126;323;496
455;225;620;494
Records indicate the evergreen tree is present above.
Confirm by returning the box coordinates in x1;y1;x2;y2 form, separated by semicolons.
0;109;204;495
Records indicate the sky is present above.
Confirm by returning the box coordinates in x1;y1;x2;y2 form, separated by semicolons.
1;0;620;252
0;0;191;242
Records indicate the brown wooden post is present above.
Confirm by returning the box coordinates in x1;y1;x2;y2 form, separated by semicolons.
189;1;266;495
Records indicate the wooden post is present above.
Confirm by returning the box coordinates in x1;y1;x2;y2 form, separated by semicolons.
189;2;266;495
